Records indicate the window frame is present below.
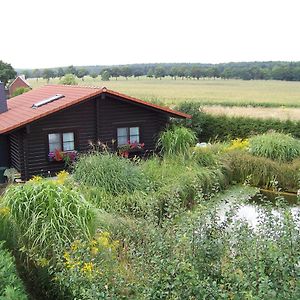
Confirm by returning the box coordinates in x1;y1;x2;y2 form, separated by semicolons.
116;125;142;147
46;130;77;161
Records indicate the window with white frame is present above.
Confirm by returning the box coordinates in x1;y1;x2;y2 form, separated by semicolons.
117;127;140;146
48;132;75;152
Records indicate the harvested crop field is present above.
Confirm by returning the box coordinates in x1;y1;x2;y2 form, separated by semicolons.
202;105;300;121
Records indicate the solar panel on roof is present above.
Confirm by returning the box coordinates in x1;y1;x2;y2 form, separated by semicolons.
32;94;65;109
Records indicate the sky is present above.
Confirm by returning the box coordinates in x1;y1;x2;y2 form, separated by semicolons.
1;0;300;69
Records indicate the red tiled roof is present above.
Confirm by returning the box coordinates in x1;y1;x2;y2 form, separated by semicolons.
0;85;191;134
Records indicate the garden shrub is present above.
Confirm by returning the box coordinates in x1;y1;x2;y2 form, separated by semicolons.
53;231;137;299
191;146;220;167
0;241;28;300
249;132;300;162
73;152;149;195
0;178;95;260
222;151;300;191
157;125;197;157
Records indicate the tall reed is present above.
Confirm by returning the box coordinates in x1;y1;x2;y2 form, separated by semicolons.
249;132;300;162
157;126;197;157
1;180;95;258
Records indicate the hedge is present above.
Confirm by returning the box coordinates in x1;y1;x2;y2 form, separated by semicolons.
174;102;300;142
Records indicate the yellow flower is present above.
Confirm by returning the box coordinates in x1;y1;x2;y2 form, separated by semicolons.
90;239;97;247
56;170;69;184
29;175;43;182
91;246;99;256
63;251;70;261
96;232;110;248
71;239;81;252
226;138;249;152
0;207;10;216
37;257;50;267
81;262;94;274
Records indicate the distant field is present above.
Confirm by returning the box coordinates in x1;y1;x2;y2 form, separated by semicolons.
28;76;300;107
202;105;300;121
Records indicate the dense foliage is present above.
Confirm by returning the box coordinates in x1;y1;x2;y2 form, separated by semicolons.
249;132;300;162
0;241;28;299
0;60;16;86
73;152;149;196
0;176;95;259
20;61;300;82
1;126;300;299
157;126;197;157
12;87;31;97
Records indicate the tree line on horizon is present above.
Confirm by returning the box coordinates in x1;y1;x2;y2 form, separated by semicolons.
14;61;300;82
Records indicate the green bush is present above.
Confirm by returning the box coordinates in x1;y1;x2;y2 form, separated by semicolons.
12;87;31;97
0;241;28;300
157;126;197;157
222;151;300;191
59;73;77;85
249;132;300;162
0;179;95;259
174;102;300;141
53;232;135;299
191;146;220;167
73;153;149;195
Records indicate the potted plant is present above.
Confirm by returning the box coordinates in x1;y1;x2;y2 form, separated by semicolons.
48;149;78;163
118;141;145;158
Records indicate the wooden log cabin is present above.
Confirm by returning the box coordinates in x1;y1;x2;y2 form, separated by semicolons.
0;82;191;180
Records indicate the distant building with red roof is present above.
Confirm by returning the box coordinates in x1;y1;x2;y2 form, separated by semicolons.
0;84;191;180
8;75;31;97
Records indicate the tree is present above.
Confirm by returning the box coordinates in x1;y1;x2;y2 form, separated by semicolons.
101;70;111;81
0;60;17;86
133;70;143;80
120;66;132;80
110;67;121;80
59;74;78;85
42;69;55;83
23;70;31;79
65;65;78;76
57;68;65;79
154;66;166;79
177;67;186;80
90;72;99;79
191;66;202;80
170;67;179;80
147;68;154;78
77;68;89;81
32;69;41;80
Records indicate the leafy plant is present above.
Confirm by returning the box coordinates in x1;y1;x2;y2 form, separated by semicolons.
0;241;28;299
0;179;95;259
249;132;300;162
73;152;149;196
222;150;300;191
157;126;197;157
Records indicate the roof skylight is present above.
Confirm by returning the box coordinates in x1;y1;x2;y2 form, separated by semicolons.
32;94;65;109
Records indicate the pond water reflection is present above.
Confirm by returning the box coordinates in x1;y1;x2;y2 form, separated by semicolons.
217;189;300;228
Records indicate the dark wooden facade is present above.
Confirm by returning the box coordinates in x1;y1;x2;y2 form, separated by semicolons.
3;93;169;180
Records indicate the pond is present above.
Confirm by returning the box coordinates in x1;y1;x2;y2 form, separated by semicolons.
216;186;300;228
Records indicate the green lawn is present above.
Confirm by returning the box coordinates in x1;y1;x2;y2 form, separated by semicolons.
28;76;300;107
